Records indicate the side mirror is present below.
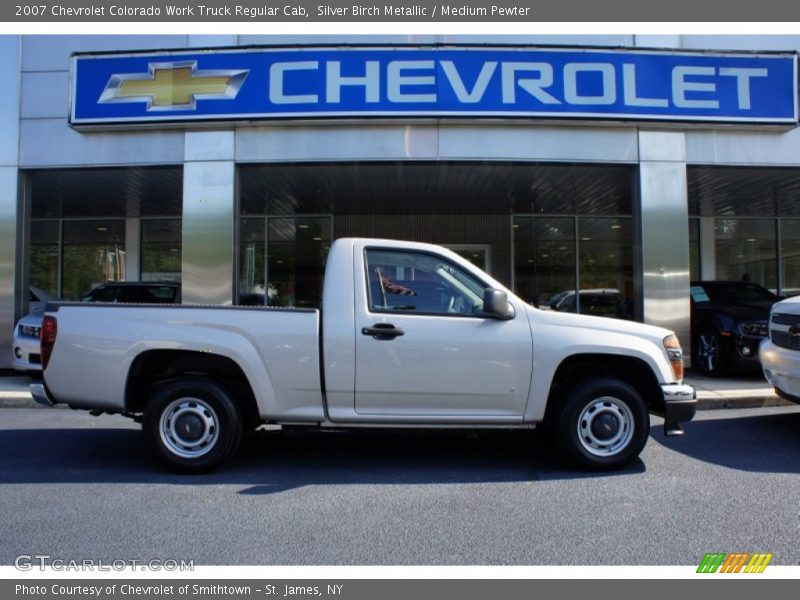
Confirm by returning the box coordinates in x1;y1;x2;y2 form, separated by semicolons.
483;288;514;320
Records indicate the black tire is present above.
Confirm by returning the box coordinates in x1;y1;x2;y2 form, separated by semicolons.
554;377;649;470
694;326;726;377
143;378;243;473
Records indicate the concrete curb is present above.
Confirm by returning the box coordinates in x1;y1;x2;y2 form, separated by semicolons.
696;395;794;410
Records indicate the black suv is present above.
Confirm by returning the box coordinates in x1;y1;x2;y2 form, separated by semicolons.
690;280;780;377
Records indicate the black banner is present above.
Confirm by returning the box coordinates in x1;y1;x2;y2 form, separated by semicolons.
4;0;800;22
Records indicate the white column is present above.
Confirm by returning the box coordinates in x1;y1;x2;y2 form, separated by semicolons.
638;131;691;356
181;131;236;305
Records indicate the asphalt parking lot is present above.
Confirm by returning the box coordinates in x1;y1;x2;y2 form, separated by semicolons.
0;405;798;565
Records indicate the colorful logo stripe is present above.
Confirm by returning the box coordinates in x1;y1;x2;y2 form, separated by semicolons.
697;552;773;573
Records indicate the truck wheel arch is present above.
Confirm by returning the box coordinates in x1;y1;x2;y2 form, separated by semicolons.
544;353;663;425
125;350;260;429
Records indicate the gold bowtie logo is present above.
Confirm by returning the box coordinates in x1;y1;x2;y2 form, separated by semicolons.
98;61;248;111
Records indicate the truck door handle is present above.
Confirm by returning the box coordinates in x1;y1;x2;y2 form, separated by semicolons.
361;323;405;340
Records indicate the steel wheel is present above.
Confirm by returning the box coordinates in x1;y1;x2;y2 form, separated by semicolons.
555;377;649;470
159;397;219;459
576;396;634;457
143;378;243;473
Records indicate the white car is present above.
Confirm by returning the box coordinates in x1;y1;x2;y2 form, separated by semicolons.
12;282;180;373
760;295;800;403
11;287;52;373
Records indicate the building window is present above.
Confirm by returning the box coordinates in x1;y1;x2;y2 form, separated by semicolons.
714;218;777;291
239;217;266;306
26;166;183;303
238;216;331;308
141;219;182;282
513;217;575;310
29;220;60;299
513;216;633;319
780;219;800;296
61;220;126;300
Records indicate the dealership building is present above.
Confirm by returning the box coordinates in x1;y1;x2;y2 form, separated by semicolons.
2;34;800;369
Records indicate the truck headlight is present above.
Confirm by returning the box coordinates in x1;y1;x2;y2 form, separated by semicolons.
663;334;684;382
738;321;768;337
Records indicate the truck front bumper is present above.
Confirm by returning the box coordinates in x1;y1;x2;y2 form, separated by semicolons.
760;338;800;403
660;383;697;436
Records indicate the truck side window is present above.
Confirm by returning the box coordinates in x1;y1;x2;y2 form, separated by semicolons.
365;249;486;316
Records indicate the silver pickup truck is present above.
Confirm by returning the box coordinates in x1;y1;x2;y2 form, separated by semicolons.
32;238;696;472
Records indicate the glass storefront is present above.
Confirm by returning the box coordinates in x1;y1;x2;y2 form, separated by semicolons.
26;162;638;315
29;220;59;299
237;162;636;314
141;219;182;282
26;167;183;302
61;220;126;300
688;166;800;295
238;216;331;307
714;218;777;290
513;216;634;319
512;164;635;319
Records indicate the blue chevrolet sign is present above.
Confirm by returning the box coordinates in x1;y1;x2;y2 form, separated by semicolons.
70;46;799;127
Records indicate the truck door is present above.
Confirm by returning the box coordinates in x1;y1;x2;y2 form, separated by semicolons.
354;247;533;418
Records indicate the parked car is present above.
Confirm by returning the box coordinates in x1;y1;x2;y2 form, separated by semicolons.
760;295;800;403
28;286;52;313
690;280;780;377
12;282;180;373
31;238;695;473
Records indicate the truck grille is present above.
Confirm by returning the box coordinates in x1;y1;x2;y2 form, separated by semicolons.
771;312;800;327
770;312;800;350
771;330;800;350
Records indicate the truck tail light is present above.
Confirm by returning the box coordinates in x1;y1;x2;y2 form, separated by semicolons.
40;315;57;371
663;334;684;382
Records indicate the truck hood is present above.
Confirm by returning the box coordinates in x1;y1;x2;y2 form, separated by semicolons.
770;295;800;316
528;305;674;344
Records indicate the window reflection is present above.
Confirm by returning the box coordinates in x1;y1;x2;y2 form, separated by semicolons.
514;216;633;320
238;216;331;308
714;218;777;291
141;219;181;282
